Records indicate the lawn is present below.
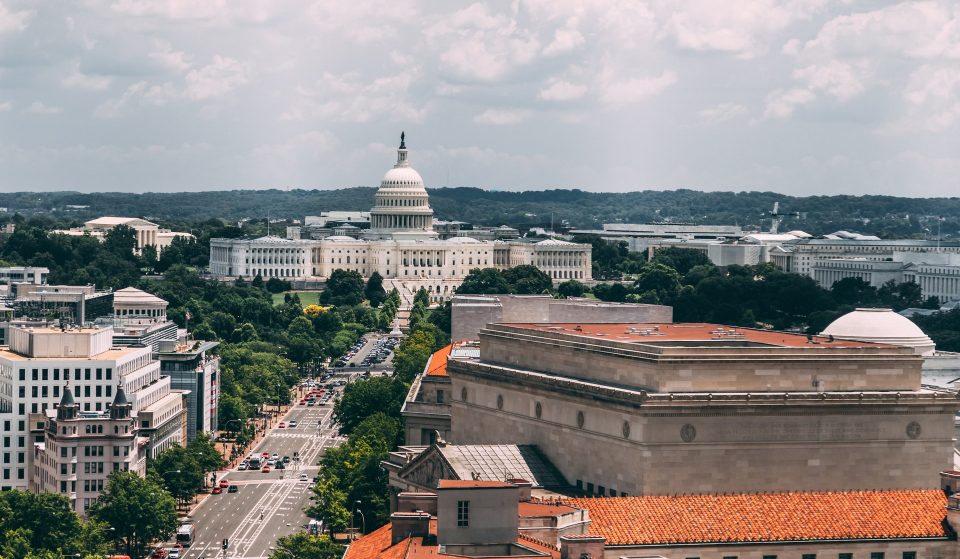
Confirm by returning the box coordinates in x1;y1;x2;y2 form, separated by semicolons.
272;291;322;308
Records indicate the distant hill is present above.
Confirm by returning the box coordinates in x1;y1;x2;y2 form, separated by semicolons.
2;188;959;239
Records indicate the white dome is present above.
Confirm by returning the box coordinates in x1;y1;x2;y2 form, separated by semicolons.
821;308;935;356
381;166;424;188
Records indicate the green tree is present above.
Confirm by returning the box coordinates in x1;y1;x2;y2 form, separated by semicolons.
207;311;238;340
103;224;137;259
151;445;204;505
321;269;365;306
651;247;713;275
0;491;86;556
140;244;158;272
88;472;177;559
392;335;434;384
332;376;407;436
557;280;586;298
634;262;683;302
270;532;343;559
456;267;510;294
364;272;387;307
219;394;249;432
266;277;291;294
503;264;552;294
307;474;351;536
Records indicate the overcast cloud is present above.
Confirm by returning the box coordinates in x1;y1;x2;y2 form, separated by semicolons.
0;0;958;196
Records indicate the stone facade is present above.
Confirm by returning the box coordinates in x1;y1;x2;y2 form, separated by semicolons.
447;323;960;495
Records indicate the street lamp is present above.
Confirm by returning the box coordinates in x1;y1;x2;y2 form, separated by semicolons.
269;545;295;558
352;500;362;540
355;508;366;537
276;382;282;415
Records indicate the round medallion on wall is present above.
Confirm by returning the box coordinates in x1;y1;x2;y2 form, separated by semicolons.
535;401;542;419
496;395;504;410
622;421;631;439
460;387;467;402
576;411;585;429
680;424;697;443
906;421;922;439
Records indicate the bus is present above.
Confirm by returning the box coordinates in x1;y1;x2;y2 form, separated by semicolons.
248;456;262;469
176;523;194;547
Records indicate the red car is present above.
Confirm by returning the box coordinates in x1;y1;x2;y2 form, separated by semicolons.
218;480;229;488
211;487;222;494
299;399;306;405
150;549;167;558
261;466;271;473
278;422;286;428
261;452;270;458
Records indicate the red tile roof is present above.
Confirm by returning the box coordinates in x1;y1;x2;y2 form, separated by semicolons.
568;490;949;546
344;524;408;559
505;323;883;348
519;501;579;517
438;479;515;489
425;344;452;377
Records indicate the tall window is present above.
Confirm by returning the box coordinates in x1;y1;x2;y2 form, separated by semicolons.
457;500;469;527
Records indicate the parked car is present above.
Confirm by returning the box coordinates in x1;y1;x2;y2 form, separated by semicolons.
261;466;271;473
211;487;222;495
218;480;229;488
228;485;239;493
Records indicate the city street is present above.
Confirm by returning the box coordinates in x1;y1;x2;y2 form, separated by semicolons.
178;395;345;559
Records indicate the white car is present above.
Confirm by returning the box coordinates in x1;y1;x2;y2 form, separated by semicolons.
167;548;182;559
267;459;277;466
299;473;309;482
288;420;298;428
271;453;279;460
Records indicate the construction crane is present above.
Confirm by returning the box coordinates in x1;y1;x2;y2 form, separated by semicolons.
766;202;800;234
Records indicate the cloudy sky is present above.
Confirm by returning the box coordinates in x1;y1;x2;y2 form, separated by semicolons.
0;1;958;196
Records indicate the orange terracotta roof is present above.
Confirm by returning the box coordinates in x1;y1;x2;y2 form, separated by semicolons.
519;501;579;517
504;323;883;348
568;490;948;546
425;344;452;377
345;524;407;559
438;479;514;489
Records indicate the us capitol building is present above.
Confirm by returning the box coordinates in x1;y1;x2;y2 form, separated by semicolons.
209;134;592;301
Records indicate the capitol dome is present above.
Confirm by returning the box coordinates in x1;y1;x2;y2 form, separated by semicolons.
366;132;435;238
820;308;935;356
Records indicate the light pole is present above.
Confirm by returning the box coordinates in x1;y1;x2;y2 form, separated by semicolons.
355;507;366;537
352;500;362;540
276;382;282;415
269;545;295;558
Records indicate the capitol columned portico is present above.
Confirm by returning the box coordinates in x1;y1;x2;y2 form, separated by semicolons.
208;134;592;301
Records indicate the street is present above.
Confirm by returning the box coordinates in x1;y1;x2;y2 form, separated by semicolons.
179;396;345;559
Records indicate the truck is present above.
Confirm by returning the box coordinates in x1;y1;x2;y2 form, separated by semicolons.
175;523;194;547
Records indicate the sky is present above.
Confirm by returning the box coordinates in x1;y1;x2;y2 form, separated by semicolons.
0;0;958;197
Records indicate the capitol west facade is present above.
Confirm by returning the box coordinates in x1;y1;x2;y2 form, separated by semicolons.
209;136;592;301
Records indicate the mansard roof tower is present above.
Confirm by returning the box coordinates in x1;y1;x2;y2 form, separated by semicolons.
365;132;437;240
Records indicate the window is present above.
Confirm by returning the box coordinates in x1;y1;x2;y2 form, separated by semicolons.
436;390;444;403
762;556;777;559
586;482;594;494
457;500;469;527
839;555;853;559
722;556;738;559
803;554;816;559
902;553;916;559
576;480;583;490
871;554;885;559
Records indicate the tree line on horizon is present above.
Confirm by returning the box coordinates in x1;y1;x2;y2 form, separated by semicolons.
1;188;959;239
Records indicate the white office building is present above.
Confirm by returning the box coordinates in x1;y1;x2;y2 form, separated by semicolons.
0;325;184;490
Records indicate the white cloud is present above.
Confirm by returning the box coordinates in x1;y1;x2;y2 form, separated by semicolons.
792;60;867;102
426;3;542;82
764;88;815;119
149;41;192;73
539;80;588;101
473;109;531;125
61;63;112;91
252;131;339;161
0;100;11;111
281;71;428;123
27;101;61;114
658;0;827;58
599;71;676;106
0;1;32;32
306;0;419;44
110;0;277;23
543;25;585;56
699;102;748;124
895;64;960;132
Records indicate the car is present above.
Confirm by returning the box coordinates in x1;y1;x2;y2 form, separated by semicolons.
219;479;229;488
261;466;271;473
261;452;270;458
238;462;247;471
150;549;168;558
299;473;309;482
166;548;181;559
299;399;307;405
228;485;239;493
278;422;286;428
267;459;276;466
212;487;223;494
313;475;320;482
283;455;291;463
275;461;285;470
272;453;279;460
288;420;298;428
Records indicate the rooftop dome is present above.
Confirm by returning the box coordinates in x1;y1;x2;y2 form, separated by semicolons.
821;308;935;356
381;166;424;188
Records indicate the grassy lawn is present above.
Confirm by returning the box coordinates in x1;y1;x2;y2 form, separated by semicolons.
272;291;322;308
